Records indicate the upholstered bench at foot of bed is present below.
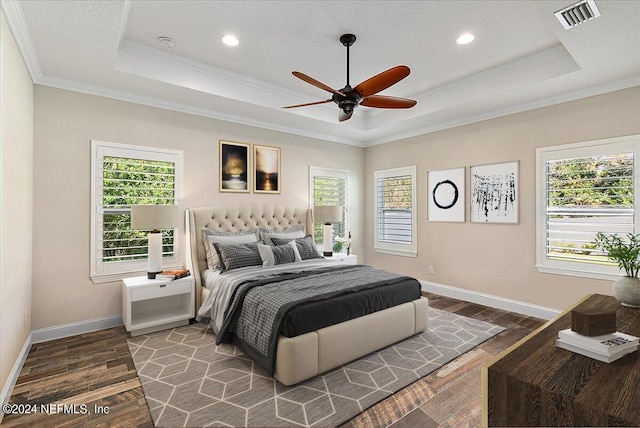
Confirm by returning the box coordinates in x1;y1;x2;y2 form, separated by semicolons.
274;296;429;386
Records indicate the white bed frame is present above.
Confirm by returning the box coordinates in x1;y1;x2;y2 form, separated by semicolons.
186;204;429;385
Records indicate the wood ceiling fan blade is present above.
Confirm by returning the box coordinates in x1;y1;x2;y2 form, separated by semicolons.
292;71;345;97
354;65;411;98
282;99;333;109
339;110;353;122
360;95;417;109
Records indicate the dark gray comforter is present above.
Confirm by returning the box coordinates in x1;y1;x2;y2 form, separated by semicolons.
216;264;417;375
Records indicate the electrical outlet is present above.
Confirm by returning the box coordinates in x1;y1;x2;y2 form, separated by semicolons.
428;266;434;274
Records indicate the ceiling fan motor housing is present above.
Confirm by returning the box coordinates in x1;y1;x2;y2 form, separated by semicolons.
333;86;361;113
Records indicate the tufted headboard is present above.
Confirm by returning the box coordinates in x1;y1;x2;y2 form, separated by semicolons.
186;204;313;310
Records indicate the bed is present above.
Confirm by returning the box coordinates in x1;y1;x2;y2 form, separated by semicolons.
186;204;429;386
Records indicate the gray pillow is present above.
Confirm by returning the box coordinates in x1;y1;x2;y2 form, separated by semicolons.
272;235;323;260
257;241;301;267
260;225;305;245
201;228;258;270
213;242;263;273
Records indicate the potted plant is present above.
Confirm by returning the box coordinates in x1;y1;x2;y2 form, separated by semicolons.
594;232;640;308
333;232;352;255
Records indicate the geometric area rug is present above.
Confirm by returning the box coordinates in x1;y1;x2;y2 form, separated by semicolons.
126;308;504;427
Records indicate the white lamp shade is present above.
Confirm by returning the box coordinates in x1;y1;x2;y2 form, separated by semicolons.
131;205;179;231
314;205;342;224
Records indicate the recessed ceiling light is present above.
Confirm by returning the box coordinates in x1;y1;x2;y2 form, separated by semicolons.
158;36;174;49
221;35;239;46
456;33;475;45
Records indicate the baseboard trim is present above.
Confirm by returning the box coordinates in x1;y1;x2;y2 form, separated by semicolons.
31;315;123;344
0;332;33;422
420;279;561;320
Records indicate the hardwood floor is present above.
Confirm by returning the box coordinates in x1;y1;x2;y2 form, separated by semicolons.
342;293;546;428
1;293;545;427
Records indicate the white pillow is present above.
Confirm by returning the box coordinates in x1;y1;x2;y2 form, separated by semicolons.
202;228;259;270
257;241;301;267
260;225;305;245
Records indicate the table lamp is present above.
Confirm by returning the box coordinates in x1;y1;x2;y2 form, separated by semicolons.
314;205;342;257
131;205;179;279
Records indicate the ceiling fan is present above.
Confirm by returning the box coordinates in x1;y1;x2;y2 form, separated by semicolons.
283;34;417;122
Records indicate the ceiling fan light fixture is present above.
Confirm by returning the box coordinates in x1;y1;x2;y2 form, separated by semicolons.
221;34;239;46
456;33;475;45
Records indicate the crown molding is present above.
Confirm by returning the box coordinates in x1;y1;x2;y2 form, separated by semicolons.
1;0;42;81
367;76;640;147
35;74;367;147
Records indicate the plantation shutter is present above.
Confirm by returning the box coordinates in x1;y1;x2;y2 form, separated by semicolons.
313;175;346;241
374;166;417;257
377;174;413;244
310;167;348;245
545;152;634;266
92;141;182;278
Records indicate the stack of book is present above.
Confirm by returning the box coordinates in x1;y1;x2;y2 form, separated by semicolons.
556;329;639;363
156;269;190;280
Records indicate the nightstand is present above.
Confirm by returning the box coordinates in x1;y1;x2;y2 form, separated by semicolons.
324;254;357;265
122;275;195;336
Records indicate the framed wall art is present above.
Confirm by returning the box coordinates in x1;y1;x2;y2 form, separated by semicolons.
219;140;250;193
470;161;519;223
427;167;465;222
254;145;281;194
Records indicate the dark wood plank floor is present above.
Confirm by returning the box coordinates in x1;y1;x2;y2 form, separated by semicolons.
1;293;545;427
341;293;546;428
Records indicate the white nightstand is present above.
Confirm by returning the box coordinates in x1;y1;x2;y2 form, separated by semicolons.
122;275;195;336
324;254;357;265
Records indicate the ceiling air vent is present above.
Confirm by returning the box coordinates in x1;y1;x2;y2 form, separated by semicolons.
555;0;601;30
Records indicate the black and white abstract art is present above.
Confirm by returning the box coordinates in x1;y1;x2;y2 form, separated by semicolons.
470;161;519;223
428;167;465;222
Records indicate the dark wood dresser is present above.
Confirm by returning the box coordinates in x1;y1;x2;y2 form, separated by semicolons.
482;294;640;427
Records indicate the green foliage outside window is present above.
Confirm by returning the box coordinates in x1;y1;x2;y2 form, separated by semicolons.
546;153;634;262
102;156;176;262
547;154;633;207
313;175;345;244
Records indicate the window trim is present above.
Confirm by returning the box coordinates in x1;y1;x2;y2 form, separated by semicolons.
535;134;640;280
309;166;349;251
90;140;184;283
374;165;417;258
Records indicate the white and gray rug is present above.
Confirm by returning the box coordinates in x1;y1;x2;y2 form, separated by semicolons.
127;308;504;427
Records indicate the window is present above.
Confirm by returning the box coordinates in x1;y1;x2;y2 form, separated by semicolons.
536;135;640;279
91;141;183;283
309;166;348;248
374;166;417;257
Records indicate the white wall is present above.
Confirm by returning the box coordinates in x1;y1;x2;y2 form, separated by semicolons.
364;86;640;311
32;85;365;330
0;10;33;400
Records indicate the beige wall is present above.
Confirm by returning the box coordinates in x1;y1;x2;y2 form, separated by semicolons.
364;87;640;311
32;85;365;329
0;11;34;396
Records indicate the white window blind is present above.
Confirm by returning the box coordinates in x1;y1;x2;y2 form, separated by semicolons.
309;166;348;246
536;135;640;279
546;153;633;265
374;166;417;257
91;141;183;282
